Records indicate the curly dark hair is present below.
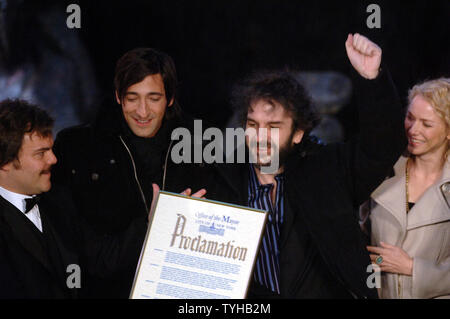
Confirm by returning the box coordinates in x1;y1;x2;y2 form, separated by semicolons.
231;70;320;134
0;99;54;167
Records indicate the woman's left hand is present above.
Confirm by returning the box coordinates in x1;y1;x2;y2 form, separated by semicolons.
367;242;414;276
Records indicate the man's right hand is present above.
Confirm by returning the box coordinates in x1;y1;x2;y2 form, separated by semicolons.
345;33;382;80
180;187;207;198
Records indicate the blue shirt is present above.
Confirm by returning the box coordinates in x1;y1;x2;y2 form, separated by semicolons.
248;164;284;294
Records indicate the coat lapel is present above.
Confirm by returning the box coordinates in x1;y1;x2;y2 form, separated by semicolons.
215;162;249;206
0;195;53;273
280;196;296;250
372;157;450;231
406;161;450;230
371;157;408;231
39;198;79;298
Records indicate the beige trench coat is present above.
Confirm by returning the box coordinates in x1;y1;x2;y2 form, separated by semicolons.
362;156;450;299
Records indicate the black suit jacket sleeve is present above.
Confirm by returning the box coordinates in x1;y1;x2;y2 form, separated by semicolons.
78;214;148;279
339;66;407;207
49;186;147;279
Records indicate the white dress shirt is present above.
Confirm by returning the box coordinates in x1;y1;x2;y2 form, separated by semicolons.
0;185;43;232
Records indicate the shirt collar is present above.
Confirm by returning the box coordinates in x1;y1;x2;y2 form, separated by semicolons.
249;164;284;190
0;185;34;213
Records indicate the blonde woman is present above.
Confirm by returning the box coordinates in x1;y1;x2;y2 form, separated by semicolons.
364;78;450;298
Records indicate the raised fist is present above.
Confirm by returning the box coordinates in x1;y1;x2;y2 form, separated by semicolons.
345;33;382;80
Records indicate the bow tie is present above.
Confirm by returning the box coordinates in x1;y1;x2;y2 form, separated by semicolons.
25;195;41;214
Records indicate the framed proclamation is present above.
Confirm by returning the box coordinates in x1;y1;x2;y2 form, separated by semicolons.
130;191;268;299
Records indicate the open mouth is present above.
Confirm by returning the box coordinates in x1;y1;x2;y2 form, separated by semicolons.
408;137;425;146
134;118;152;126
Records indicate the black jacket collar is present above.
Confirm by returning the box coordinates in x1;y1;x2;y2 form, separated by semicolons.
0;194;77;297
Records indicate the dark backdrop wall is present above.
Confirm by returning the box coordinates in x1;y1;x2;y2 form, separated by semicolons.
8;0;450;136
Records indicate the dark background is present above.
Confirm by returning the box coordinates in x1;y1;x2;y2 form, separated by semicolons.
8;0;450;136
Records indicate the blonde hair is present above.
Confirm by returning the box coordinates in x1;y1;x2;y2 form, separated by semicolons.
408;78;450;160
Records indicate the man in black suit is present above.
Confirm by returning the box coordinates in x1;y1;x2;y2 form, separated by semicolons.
0;99;147;298
209;33;407;298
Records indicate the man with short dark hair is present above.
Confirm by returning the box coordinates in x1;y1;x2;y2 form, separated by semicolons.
210;34;407;298
113;47;182;139
0;99;147;298
52;48;209;298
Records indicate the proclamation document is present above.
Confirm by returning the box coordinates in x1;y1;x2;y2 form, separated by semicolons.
130;191;267;299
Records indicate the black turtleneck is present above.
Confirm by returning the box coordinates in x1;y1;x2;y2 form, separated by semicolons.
121;118;172;208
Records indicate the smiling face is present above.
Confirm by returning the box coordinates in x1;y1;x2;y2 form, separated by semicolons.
1;132;57;195
405;95;450;159
117;74;173;138
245;99;304;171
